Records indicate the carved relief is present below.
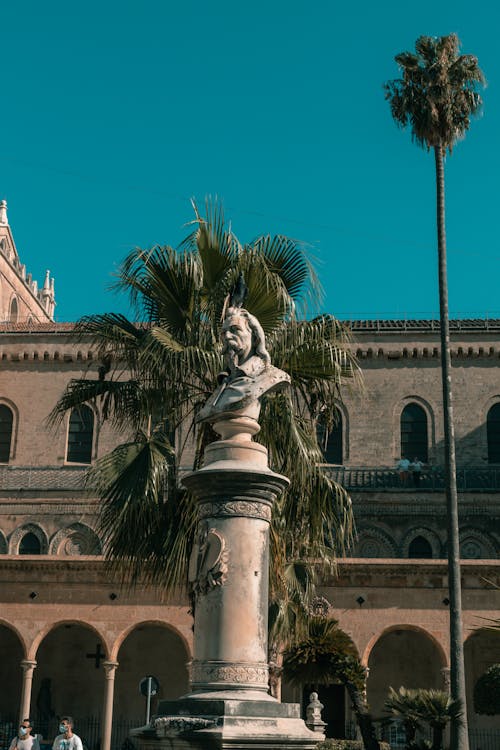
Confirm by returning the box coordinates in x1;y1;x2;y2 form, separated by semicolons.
188;522;228;595
310;596;332;617
154;716;217;735
49;523;102;556
191;661;269;686
198;500;272;522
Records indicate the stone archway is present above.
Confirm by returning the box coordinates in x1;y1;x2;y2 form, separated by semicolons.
465;628;500;734
367;626;446;718
114;622;190;726
32;622;107;744
0;623;24;723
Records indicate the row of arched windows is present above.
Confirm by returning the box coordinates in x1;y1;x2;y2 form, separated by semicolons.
317;402;500;465
0;403;94;464
1;398;500;467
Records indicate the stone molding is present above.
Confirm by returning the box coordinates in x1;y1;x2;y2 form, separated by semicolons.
354;345;500;360
183;470;288;509
48;523;102;556
354;525;398;558
8;522;49;554
459;528;498;559
198;499;272;522
190;660;269;688
400;526;443;558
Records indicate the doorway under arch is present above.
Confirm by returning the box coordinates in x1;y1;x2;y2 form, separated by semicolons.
32;622;106;743
367;627;445;718
0;623;24;723
114;623;190;725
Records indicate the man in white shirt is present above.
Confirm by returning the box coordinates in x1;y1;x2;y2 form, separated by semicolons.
396;456;411;485
52;717;83;750
9;719;40;750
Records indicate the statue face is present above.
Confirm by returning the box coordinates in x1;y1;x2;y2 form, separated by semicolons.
222;313;253;364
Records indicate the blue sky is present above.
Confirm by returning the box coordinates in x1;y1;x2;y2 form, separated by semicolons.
2;0;498;321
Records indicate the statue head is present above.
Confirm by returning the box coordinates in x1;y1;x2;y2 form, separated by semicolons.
222;306;270;370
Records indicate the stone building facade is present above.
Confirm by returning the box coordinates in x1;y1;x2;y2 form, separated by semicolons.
0;207;499;750
0;202;55;325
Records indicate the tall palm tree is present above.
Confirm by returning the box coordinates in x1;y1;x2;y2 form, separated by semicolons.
50;200;360;620
384;34;484;750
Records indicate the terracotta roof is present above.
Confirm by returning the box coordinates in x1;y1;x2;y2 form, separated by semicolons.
0;322;76;333
343;318;500;332
0;466;87;490
2;318;500;335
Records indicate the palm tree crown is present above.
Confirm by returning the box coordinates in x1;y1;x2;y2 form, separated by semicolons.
384;33;484;153
50;201;360;603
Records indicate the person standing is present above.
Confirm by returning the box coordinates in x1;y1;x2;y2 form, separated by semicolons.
52;717;83;750
396;456;411;486
9;719;40;750
411;457;424;487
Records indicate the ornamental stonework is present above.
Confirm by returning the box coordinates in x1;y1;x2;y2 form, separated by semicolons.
198;499;272;522
191;661;269;686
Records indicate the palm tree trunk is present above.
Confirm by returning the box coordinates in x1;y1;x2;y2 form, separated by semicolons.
434;143;469;750
432;724;444;750
344;681;380;750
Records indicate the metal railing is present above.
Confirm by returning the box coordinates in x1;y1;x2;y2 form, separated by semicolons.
329;466;500;492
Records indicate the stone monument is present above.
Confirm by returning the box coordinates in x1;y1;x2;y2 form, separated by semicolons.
132;277;321;749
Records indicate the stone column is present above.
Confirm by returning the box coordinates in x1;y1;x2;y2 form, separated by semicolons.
19;660;37;723
182;416;288;698
101;661;119;750
441;666;451;693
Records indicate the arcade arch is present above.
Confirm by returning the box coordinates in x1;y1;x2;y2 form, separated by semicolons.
32;622;108;739
366;626;446;718
0;623;24;721
114;622;190;722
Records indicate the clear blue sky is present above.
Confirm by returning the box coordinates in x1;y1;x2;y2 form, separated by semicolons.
2;0;498;322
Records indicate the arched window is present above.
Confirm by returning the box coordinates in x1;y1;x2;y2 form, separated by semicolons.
0;405;13;462
401;403;428;462
19;532;41;555
9;297;18;323
487;403;500;464
67;406;94;464
408;535;433;559
317;408;343;465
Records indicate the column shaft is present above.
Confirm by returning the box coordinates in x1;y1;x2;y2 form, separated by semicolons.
101;661;119;750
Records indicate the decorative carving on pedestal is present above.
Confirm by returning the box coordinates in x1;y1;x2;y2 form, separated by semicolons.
190;661;269;688
154;717;217;735
188;522;229;595
198;499;272;522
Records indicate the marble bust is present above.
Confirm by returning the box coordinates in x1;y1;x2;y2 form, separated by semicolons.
197;290;290;426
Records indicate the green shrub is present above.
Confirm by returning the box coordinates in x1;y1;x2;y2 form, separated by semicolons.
473;663;500;715
315;740;390;750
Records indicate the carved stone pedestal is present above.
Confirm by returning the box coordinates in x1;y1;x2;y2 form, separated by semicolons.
132;418;320;749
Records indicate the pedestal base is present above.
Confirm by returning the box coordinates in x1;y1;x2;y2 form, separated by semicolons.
131;695;321;750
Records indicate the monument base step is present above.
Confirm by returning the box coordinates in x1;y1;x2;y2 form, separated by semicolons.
131;695;322;750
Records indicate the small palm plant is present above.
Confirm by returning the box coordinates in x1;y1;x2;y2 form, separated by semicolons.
282;616;380;750
385;686;462;750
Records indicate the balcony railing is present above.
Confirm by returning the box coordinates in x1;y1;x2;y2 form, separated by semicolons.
328;466;500;492
2;464;500;493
